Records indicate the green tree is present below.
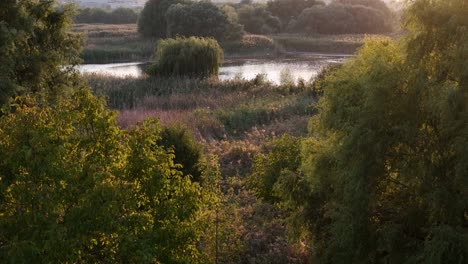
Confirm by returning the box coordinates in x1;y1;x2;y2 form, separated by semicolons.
266;0;324;26
166;1;242;41
158;125;204;182
279;0;468;262
137;0;187;38
334;0;392;17
0;0;81;105
74;8;138;24
238;4;282;34
147;37;224;78
0;89;204;263
290;2;392;34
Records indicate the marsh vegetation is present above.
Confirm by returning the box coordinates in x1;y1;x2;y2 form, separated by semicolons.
1;0;466;263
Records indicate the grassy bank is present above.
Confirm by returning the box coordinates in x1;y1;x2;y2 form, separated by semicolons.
74;23;373;63
272;33;368;54
74;24;284;63
73;24;156;63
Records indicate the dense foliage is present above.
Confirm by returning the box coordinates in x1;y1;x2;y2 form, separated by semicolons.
138;0;242;41
138;0;187;38
159;125;204;182
137;0;394;38
270;0;468;262
148;37;223;78
0;0;81;105
74;8;138;24
250;135;302;202
289;0;393;34
267;0;325;26
238;4;282;34
0;89;204;262
220;0;394;35
166;1;243;41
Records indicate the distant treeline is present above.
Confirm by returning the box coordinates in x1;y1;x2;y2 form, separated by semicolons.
235;0;394;34
137;0;395;41
74;7;138;24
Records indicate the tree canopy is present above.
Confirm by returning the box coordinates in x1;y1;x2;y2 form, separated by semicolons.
74;7;138;24
289;0;393;34
138;0;187;38
238;4;282;34
0;0;81;105
267;0;325;26
166;1;242;41
272;0;468;262
0;89;205;262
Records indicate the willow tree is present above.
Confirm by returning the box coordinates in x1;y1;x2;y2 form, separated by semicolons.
0;0;81;105
276;0;468;262
148;37;224;78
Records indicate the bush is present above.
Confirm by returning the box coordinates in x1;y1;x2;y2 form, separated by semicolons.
249;134;302;202
147;37;224;78
158;125;204;182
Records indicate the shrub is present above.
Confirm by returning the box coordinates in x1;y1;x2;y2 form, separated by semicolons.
249;134;302;202
158;125;204;182
147;37;224;78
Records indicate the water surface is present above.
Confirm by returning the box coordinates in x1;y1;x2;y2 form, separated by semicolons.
78;56;347;84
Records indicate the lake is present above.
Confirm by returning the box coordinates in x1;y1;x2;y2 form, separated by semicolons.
78;55;348;84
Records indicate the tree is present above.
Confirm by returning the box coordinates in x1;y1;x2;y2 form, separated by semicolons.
74;8;138;24
267;0;324;26
238;4;282;34
166;1;242;41
220;4;245;41
137;0;187;38
334;0;392;17
278;0;468;262
0;89;205;262
0;0;81;105
290;2;392;34
147;37;224;78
